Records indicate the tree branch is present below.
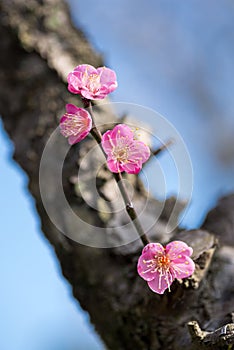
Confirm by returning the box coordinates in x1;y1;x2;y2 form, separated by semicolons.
1;1;234;349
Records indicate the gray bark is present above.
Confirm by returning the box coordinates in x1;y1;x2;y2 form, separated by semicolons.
1;1;234;349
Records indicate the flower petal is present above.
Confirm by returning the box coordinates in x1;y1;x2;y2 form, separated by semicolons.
122;162;141;174
147;271;174;294
102;130;117;154
65;103;79;115
166;240;193;261
170;256;195;279
67;72;82;94
67;130;90;145
80;89;99;100
111;124;134;141
106;159;124;173
129;141;150;165
97;67;118;91
142;242;164;255
74;64;97;75
137;252;157;282
137;243;165;282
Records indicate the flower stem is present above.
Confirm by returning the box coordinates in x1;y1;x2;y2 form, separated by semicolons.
83;98;150;246
116;172;150;246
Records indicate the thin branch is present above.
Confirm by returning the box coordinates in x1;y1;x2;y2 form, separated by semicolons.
142;138;174;170
84;99;150;246
152;138;174;157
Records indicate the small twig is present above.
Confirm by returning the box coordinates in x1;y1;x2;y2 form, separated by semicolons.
142;138;174;169
83;98;150;246
152;138;174;157
118;112;128;124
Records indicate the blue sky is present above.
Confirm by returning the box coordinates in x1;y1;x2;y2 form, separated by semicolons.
70;0;234;227
0;122;104;350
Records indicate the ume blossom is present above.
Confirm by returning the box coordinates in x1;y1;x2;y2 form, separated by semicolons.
137;241;195;294
59;104;92;145
67;64;118;100
101;124;150;174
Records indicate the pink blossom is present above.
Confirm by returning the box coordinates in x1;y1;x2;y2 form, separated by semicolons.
101;124;150;174
67;64;118;100
137;241;195;294
59;104;92;145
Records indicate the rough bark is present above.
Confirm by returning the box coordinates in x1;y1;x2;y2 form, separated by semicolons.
1;1;234;349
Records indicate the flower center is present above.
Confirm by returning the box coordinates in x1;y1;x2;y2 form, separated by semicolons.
142;253;173;291
113;146;129;163
60;113;85;137
156;255;171;269
84;73;101;93
143;254;171;273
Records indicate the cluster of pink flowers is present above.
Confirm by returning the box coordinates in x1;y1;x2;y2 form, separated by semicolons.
137;241;195;294
60;64;117;146
59;64;150;174
59;63;196;295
